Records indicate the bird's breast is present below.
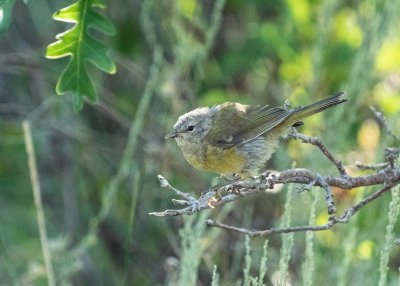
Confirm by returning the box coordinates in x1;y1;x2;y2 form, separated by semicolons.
179;142;245;175
202;145;246;175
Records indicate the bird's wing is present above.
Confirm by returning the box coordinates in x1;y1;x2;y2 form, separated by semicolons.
206;102;293;148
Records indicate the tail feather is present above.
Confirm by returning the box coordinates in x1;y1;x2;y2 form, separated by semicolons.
286;92;347;126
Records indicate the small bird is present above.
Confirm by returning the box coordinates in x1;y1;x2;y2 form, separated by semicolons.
166;92;347;178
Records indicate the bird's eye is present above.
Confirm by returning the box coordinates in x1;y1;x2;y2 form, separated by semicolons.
187;125;195;131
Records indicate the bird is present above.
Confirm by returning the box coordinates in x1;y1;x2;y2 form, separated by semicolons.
165;92;347;179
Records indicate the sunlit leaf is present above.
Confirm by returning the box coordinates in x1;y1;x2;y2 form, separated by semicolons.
376;39;400;72
46;0;116;112
287;0;310;25
333;8;362;48
177;0;196;18
0;0;16;35
357;240;375;260
373;84;400;115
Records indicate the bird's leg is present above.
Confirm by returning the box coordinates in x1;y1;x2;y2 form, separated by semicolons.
207;188;222;208
220;173;240;182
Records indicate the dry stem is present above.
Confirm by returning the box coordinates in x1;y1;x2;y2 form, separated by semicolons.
23;120;56;286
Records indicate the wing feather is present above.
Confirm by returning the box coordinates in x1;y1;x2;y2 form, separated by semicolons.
206;102;293;148
205;93;347;149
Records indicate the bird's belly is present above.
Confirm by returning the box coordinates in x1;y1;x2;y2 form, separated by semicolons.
183;152;208;171
181;142;245;175
202;146;246;175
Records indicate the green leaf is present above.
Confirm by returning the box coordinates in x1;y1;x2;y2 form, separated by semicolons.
0;0;16;35
46;0;116;112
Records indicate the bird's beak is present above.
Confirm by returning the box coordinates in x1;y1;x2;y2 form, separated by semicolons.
165;131;178;139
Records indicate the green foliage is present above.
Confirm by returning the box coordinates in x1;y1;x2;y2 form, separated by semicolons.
0;0;15;34
242;235;252;286
278;184;295;286
241;236;270;286
211;265;220;286
46;0;116;112
258;239;269;286
379;184;400;286
337;230;357;286
176;211;209;286
302;190;317;286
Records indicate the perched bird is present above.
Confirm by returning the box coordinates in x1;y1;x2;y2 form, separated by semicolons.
166;92;347;178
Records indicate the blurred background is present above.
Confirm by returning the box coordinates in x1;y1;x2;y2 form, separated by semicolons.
1;0;400;285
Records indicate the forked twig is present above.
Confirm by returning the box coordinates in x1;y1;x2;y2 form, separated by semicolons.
206;179;399;236
288;132;348;177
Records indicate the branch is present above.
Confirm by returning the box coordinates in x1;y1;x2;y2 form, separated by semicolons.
150;166;400;217
206;179;399;236
151;130;400;236
288;132;348;176
371;106;400;142
356;162;388;170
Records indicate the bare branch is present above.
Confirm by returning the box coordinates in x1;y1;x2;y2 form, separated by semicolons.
157;175;196;203
149;167;400;217
288;132;348;176
356;162;389;170
371;106;400;142
206;179;399;237
385;147;400;169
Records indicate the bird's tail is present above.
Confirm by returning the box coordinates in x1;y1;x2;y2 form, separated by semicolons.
284;92;347;126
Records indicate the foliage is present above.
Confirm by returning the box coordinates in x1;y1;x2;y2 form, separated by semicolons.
379;184;400;286
46;0;116;112
175;211;209;286
0;0;15;34
277;184;294;286
302;190;317;286
242;236;269;286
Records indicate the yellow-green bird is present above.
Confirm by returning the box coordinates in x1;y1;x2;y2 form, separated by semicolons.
166;92;347;178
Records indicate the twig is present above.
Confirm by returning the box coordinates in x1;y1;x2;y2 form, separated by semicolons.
149;167;400;217
356;162;389;170
206;179;399;237
22;120;56;286
316;174;336;215
296;178;317;193
97;49;162;220
371;106;400;142
288;132;348;177
158;175;196;203
385;147;400;169
75;48;165;256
